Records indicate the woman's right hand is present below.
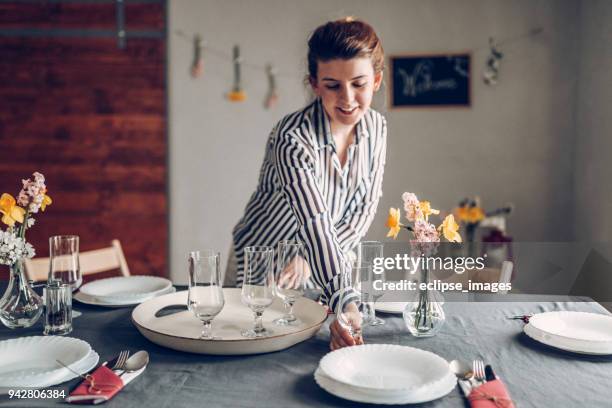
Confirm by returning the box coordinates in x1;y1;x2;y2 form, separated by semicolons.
329;302;364;350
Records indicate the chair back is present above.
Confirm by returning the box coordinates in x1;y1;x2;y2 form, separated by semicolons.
24;239;130;282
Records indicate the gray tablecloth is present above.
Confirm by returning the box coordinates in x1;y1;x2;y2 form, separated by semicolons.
1;293;611;407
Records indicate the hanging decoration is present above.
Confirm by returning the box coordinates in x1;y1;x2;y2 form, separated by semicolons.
190;34;205;78
264;64;279;109
227;45;247;102
483;37;503;86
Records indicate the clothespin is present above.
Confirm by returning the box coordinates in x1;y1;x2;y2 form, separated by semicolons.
190;34;205;78
264;64;279;109
227;45;246;102
483;37;504;86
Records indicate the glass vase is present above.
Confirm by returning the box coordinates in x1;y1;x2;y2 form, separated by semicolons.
0;258;44;328
403;265;445;337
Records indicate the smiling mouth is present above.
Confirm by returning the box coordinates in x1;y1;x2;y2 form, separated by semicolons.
337;107;358;115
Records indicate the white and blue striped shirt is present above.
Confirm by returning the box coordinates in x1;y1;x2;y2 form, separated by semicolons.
232;98;387;312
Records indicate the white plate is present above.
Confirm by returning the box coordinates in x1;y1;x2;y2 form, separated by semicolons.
314;365;455;404
375;301;409;315
132;288;327;355
0;350;99;393
319;344;454;393
79;276;172;303
0;336;91;388
75;286;176;307
524;311;612;355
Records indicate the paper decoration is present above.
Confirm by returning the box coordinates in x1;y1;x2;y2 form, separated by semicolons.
483;38;503;86
190;34;205;78
264;64;279;109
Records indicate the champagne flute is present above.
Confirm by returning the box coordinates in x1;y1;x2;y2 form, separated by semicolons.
358;241;385;326
336;260;366;341
188;250;224;339
241;246;275;338
273;240;306;326
48;235;81;318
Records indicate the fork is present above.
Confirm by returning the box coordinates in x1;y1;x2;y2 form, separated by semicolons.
473;359;486;386
109;350;130;371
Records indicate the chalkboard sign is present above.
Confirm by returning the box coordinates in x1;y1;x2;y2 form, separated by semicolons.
390;53;471;108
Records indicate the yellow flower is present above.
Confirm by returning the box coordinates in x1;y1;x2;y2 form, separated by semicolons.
0;193;25;227
466;207;485;223
41;193;52;212
419;201;440;221
386;208;403;239
438;214;462;243
227;90;247;102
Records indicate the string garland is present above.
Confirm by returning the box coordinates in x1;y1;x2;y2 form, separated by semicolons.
174;26;544;102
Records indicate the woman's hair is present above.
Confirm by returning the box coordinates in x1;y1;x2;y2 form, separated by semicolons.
307;17;384;81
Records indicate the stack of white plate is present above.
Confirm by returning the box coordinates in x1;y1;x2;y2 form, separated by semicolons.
75;276;175;307
0;336;99;392
524;311;612;355
315;344;456;404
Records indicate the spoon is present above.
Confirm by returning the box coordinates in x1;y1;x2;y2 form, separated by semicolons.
450;359;474;396
117;350;149;376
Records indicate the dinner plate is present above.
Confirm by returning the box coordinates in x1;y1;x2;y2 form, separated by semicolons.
314;346;457;404
79;276;172;303
375;300;409;315
0;350;99;393
75;286;176;307
0;336;91;388
319;344;454;393
132;288;327;355
524;311;612;355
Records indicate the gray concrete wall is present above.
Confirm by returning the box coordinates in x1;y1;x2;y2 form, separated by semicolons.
168;0;584;283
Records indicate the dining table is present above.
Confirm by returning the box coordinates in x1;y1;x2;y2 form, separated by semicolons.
1;288;611;407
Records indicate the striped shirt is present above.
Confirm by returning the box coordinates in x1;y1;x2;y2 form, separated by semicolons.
232;98;387;313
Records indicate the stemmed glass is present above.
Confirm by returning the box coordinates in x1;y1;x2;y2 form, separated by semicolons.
48;235;82;318
241;246;275;338
358;241;385;326
188;250;224;339
273;240;306;326
336;260;366;342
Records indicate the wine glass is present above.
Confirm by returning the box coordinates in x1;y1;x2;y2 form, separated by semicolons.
336;260;366;341
273;240;306;326
48;235;81;318
241;246;275;338
358;241;385;326
187;250;224;339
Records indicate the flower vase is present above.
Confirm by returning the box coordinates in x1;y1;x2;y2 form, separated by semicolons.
403;265;445;337
0;258;43;328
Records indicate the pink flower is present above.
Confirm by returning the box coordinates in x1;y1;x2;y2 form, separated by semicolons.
411;219;440;256
402;192;423;222
17;172;47;213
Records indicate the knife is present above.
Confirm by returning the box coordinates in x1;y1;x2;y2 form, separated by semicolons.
457;379;472;396
485;365;496;381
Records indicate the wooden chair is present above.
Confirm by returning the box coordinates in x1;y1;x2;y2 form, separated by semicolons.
24;239;130;282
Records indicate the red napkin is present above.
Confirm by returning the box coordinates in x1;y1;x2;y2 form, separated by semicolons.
468;379;516;408
66;366;124;404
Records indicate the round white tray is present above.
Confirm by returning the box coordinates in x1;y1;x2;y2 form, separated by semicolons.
131;288;327;355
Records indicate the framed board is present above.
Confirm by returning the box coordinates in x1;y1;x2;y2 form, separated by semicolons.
389;53;471;108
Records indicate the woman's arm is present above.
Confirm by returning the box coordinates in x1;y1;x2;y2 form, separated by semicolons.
273;129;356;313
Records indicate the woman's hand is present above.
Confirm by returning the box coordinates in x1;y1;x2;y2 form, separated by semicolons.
277;255;311;289
329;302;364;350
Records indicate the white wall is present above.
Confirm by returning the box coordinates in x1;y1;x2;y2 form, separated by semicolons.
168;0;585;283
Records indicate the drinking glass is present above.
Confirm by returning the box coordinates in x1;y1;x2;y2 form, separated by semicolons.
188;250;224;339
273;240;306;326
358;241;385;326
241;246;275;338
43;282;72;335
336;260;366;341
48;235;81;318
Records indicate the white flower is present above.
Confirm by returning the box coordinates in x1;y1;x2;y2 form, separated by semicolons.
0;231;35;265
26;218;35;228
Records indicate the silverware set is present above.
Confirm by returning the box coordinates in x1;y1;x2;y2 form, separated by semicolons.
450;358;497;396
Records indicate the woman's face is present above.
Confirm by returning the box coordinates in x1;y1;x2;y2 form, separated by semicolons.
311;57;383;131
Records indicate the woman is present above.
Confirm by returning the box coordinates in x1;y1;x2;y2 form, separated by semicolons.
229;17;387;350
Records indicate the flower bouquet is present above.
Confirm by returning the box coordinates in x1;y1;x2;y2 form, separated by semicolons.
385;192;461;337
0;172;52;328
